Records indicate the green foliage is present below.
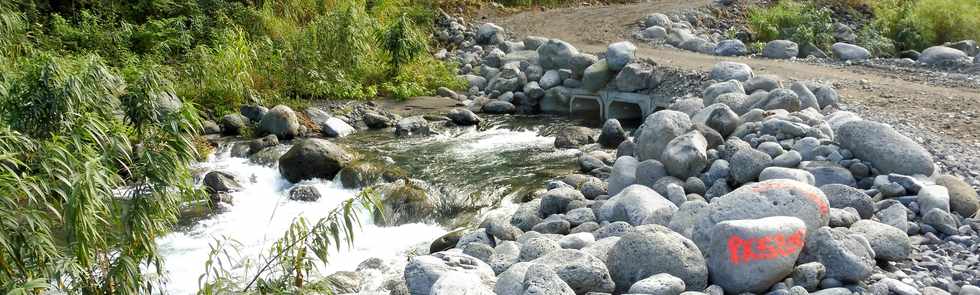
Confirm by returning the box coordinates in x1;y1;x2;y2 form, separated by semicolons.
375;13;427;75
0;54;203;293
908;0;980;46
855;24;898;57
198;190;383;294
748;0;835;50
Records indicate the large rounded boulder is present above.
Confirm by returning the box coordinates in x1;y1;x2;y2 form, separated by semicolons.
279;138;352;183
635;110;693;162
599;184;678;226
531;249;616;294
607;224;708;292
835;120;934;176
405;250;496;295
259;105;300;139
707;216;808;294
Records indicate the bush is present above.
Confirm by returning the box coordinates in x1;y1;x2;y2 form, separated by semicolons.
747;0;835;50
909;0;980;46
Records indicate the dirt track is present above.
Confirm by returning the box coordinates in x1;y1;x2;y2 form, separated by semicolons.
487;0;980;182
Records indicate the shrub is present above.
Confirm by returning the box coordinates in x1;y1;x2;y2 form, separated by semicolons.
747;0;835;50
909;0;980;46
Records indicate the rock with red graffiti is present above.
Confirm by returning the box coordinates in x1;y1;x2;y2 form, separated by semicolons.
689;179;830;254
707;216;808;294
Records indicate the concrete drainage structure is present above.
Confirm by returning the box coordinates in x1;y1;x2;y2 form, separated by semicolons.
543;87;671;122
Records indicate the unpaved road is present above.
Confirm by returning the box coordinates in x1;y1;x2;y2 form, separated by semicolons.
487;0;980;182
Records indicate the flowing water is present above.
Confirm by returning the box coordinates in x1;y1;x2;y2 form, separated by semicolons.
155;115;589;294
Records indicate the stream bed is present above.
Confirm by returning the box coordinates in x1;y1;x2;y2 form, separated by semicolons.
155;114;590;294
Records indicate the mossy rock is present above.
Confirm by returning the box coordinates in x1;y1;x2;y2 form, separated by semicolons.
338;158;406;188
373;179;435;226
429;229;466;253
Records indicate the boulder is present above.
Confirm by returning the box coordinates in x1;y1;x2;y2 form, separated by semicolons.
759;167;816;185
819;184;874;219
831;43;871;61
240;105;268;122
849;220;911;261
559;232;595;249
917;185;951;214
635;110;693;162
521;264;577;295
220;114;247;135
598;119;628;148
259;105;300;139
539;187;586;216
790;81;821;110
763;40;799;59
606;41;636;71
811;84;839;109
538;39;580;70
750;88;801;112
531;249;616;294
483;100;517;114
519;237;562;262
922;208;958;235
636;159;668;188
800;227;875;282
693;103;741;137
363;112;392;129
835;120;934;176
709;61;753;82
582;60;613;92
569;53;599;78
644;13;672;29
608;224;708;292
476;23;505;45
639;26;669;41
404;250;496;295
934;175;979;217
395;116;431;136
744;75;780;94
703;80;745;104
599;184;678;226
203;170;242;194
801;162;855;187
613;62;653;92
540;70;562;89
629;273;686;295
691;180;830;254
792;262;826;292
608;156;640;196
555;126;596;148
288;184;321;202
918;46;969;65
279;139;352;183
448;108;482;126
661;130;709;179
715;39;749;56
729;148;773;184
707;216;807;294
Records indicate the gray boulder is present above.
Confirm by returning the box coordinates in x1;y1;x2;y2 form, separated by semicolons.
790;81;821;110
693;103;741;137
729;148;773;184
849;220;911;261
836;120;934;176
759;167;816;185
476;23;505;45
540;70;562;89
582;60;613;92
831;43;871;61
613;62;653;92
801;227;875;282
288;184;321;202
608;156;640;196
918;185;951;214
608;224;708;292
363;112;392;129
636;159;668;188
559;232;595;249
744;75;780;94
750;88;801;112
598;119;628;148
639;26;669;41
259;105;300;139
606;41;636;71
792;262;826;292
429;272;495;294
635;110;693;161
204;170;242;194
522;264;577;295
875;204;909;233
520;237;562;262
661;130;709;179
629;273;686;295
644;13;672;29
569;53;599;78
820;184;874;219
539;187;586;216
395;116;431;136
483;100;517;114
763;40;800;59
599;184;678;226
703;80;745;104
538;39;580;70
922;208;959;235
708;216;807;294
532;249;616;294
279;139;352;183
919;46;969;65
240;105;268;122
404;250;496;295
715;39;749;56
220;114;248;135
709;61;753;82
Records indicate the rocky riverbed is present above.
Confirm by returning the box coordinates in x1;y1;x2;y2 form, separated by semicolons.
166;8;980;295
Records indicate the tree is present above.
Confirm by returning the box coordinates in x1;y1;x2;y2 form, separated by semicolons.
374;13;426;76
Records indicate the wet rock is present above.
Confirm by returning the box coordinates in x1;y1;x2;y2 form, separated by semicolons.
204;170;242;194
483;100;517;114
555;126;596;149
629;273;686;295
800;227;875;282
836;120;934;176
288;184;321;202
598;119;628;148
608;224;708;292
395;116;431;136
448;108;482;126
709;61;753;82
763;40;799;59
512;200;545;231
849;220;911;261
708;216;807;294
540;187;586;216
259;105;300;139
431;230;465;253
404;250;495;295
363;112;392;129
599;184;677;226
279;139;352;183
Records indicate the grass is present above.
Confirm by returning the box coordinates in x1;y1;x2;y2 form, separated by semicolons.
747;0;835;50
